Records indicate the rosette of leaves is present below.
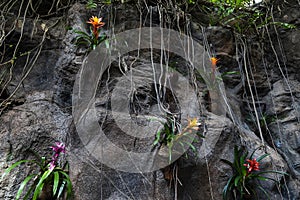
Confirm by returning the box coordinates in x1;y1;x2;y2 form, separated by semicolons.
74;16;107;50
221;146;288;200
1;148;72;200
153;117;204;162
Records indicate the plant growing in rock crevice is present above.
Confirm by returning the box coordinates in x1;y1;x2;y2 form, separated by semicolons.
74;16;107;50
153;117;204;162
1;142;72;200
221;146;288;200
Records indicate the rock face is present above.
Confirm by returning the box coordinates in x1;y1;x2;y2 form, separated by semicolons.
0;0;299;200
0;92;71;199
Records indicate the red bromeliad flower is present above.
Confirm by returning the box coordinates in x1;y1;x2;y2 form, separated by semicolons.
244;158;260;173
87;16;105;39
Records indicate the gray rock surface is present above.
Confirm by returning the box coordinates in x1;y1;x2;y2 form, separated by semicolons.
0;91;71;199
0;0;299;200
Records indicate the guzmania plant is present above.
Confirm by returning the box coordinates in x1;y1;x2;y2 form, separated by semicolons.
1;142;72;200
221;146;288;200
74;16;106;50
153;117;204;162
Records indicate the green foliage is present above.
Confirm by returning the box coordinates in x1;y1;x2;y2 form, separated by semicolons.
207;0;296;35
221;146;288;200
1;149;72;200
267;21;296;29
210;0;252;8
208;0;261;34
86;0;97;9
259;113;276;128
153;117;204;162
102;0;112;3
74;29;107;50
74;16;107;50
221;71;239;78
85;0;112;7
187;0;196;4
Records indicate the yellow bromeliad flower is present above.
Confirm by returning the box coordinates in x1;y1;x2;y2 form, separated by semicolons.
188;117;201;130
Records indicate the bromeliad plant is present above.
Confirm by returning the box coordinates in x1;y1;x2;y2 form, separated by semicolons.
1;142;72;200
74;16;106;50
153;117;204;162
221;146;288;200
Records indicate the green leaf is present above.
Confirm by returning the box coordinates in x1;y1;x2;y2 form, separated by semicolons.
53;171;60;196
196;132;205;138
16;174;36;200
76;40;91;46
65;178;73;199
223;176;234;200
57;174;72;199
86;0;97;9
23;184;35;200
1;160;33;180
234;176;242;187
252;174;281;183
241;165;247;177
57;180;66;199
257;185;270;199
221;71;239;77
249;147;259;160
65;26;73;31
186;142;196;152
220;159;234;169
74;30;90;36
153;130;161;146
33;182;44;200
256;175;267;181
271;22;296;29
179;141;186;153
257;153;269;162
41;157;47;171
58;170;72;198
58;170;70;179
256;170;289;176
33;170;52;200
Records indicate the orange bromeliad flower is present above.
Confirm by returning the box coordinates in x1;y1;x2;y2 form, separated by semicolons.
210;57;219;66
87;16;105;29
244;158;260;173
87;16;105;39
210;57;219;81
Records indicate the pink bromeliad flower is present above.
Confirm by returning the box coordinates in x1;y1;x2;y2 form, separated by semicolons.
49;142;65;170
49;160;56;171
51;142;65;154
